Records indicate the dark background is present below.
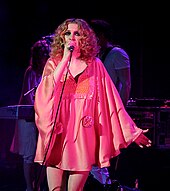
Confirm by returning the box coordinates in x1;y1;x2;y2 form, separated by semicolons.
0;1;169;106
0;1;170;191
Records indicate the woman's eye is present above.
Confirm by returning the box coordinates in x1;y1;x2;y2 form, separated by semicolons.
64;31;71;36
64;31;80;36
75;32;80;36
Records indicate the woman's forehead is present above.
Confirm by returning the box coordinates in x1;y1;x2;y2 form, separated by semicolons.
67;23;78;30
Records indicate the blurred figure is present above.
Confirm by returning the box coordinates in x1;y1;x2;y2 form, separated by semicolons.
10;37;51;191
34;18;151;191
90;19;131;106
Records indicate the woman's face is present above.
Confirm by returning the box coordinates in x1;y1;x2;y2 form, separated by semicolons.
64;23;81;52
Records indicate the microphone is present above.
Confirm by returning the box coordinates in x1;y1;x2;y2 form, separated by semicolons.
42;34;54;44
68;46;74;52
42;34;54;40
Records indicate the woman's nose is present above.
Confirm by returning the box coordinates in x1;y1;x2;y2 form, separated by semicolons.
70;34;75;40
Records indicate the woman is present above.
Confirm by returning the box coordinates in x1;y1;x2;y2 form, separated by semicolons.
34;18;151;191
10;39;50;191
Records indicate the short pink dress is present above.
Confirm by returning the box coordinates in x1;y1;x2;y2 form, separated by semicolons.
34;57;142;171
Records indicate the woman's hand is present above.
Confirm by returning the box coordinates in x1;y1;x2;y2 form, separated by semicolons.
134;129;152;148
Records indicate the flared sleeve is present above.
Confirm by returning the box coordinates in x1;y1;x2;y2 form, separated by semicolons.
34;58;63;162
94;58;143;164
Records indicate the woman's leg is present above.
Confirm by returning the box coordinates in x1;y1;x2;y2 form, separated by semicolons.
68;171;89;191
46;166;66;191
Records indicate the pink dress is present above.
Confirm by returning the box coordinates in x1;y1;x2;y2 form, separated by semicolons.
34;57;142;171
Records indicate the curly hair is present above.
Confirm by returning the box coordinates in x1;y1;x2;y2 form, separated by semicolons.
50;18;100;62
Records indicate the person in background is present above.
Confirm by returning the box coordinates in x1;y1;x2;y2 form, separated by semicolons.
10;38;51;191
88;19;132;188
90;19;131;107
34;18;151;191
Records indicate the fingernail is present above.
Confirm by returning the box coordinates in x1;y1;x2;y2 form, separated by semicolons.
146;144;151;147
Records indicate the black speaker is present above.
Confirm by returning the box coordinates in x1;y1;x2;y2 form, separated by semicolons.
126;106;170;148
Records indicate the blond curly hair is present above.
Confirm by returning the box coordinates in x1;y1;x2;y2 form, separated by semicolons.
50;18;100;62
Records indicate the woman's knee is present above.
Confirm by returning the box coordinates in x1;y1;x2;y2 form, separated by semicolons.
47;167;66;191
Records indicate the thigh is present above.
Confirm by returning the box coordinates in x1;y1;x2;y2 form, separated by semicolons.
47;167;66;191
68;171;89;191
